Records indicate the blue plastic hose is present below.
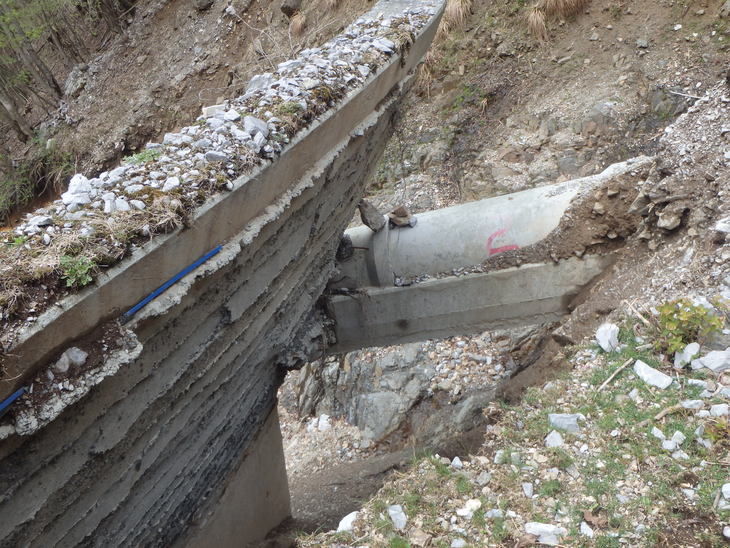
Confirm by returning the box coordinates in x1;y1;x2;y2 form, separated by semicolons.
0;387;27;418
121;245;223;323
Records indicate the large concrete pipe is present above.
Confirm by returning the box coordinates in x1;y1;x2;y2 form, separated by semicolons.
338;158;648;287
327;157;652;352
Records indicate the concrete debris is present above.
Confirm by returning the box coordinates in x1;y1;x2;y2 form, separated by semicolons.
633;359;673;389
53;347;88;373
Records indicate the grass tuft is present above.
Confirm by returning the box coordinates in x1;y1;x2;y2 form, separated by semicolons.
527;0;591;40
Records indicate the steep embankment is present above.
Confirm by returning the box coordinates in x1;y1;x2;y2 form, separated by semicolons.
296;81;730;547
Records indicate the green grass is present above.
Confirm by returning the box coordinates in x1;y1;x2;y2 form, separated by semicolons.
455;474;472;495
389;537;410;548
538;479;562;497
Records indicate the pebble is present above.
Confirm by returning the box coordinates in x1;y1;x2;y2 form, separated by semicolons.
451;456;463;469
580;521;595;538
522;482;534;498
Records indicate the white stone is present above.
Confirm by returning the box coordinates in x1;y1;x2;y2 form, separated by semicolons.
671;431;686;445
244;115;270;138
695;350;730;373
711;404;729;417
28;215;53;227
662;439;677;451
580;521;594;538
201;104;225;117
451;540;466;548
125;184;145;194
247;72;274;93
115;198;131;212
204;151;229;163
387;505;407;531
451;456;463;469
545;430;564;447
651;427;666;440
485;509;503;519
162;177;181;192
456;499;481;518
524;522;567;546
674;342;700;368
130;200;146;211
633;360;672;389
723;525;730;539
336;511;358;532
596;323;620;352
722;483;730;500
317;414;331;431
223;110;241;121
522;482;534;498
548;413;584;433
681;400;703;410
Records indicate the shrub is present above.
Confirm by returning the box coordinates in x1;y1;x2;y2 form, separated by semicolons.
653;298;724;354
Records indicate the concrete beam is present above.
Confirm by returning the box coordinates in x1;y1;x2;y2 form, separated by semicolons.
326;255;613;353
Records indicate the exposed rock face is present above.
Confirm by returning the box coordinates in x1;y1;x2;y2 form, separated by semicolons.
297;343;433;442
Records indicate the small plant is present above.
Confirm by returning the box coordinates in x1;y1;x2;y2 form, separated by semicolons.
59;255;96;288
653;298;724;354
8;235;27;247
123;149;161;165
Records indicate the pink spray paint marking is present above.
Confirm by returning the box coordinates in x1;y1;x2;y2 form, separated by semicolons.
487;227;520;256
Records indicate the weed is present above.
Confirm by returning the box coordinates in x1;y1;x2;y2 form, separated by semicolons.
7;235;27;248
491;517;509;543
455;474;471;494
548;447;574;470
431;458;452;477
653;298;724;354
123;149;162;166
59;255;96;288
389;536;410;548
538;479;562;497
